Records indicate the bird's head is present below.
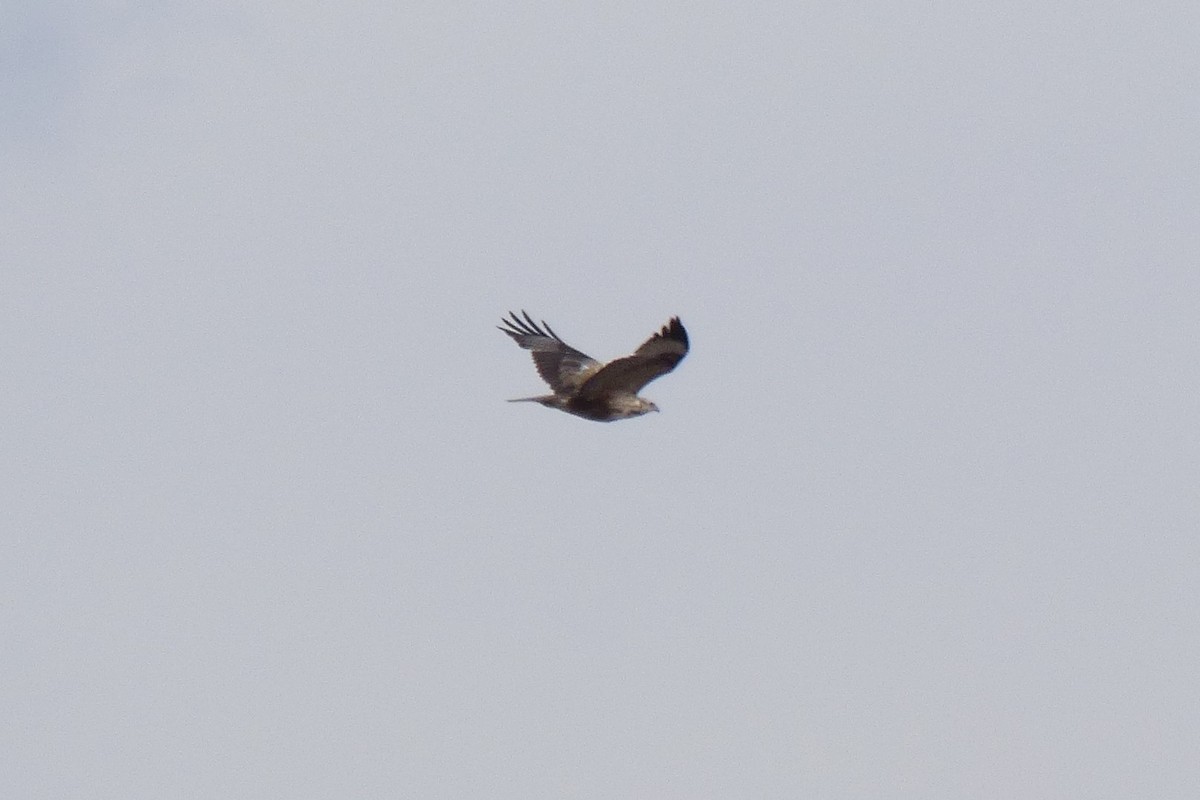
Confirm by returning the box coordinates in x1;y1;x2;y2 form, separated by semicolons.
631;398;659;417
611;395;659;418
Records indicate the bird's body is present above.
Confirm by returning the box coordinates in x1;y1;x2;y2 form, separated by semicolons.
499;311;689;422
507;390;658;422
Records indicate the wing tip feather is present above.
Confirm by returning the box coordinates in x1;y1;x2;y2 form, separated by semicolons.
661;316;688;349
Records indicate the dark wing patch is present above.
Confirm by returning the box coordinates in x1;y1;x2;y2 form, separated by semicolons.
498;310;601;393
576;317;689;399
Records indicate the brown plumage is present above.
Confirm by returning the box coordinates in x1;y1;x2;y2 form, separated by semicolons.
498;311;689;421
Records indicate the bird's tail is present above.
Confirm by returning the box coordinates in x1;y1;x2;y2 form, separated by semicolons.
507;394;561;408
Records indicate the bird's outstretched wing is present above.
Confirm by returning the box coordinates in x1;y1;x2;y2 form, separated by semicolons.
576;317;689;400
498;311;602;394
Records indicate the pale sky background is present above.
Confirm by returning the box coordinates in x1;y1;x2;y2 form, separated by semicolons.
4;2;1199;798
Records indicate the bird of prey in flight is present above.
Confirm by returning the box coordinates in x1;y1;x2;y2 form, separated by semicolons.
498;311;689;422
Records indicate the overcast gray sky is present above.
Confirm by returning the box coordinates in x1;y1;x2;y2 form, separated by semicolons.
4;2;1199;797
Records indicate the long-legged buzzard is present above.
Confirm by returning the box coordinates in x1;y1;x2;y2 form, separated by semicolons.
498;311;689;422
